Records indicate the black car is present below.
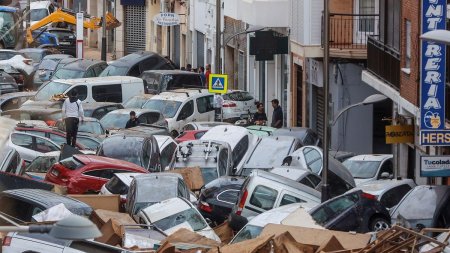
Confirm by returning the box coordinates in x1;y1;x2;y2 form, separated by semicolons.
140;70;205;94
198;176;244;225
0;189;92;224
82;102;124;120
0;70;18;94
33;54;73;89
51;59;107;80
100;51;175;78
273;127;322;147
310;190;391;233
46;28;76;57
0;91;35;112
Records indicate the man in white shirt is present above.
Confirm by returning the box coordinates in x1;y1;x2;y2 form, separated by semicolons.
62;90;84;147
213;93;224;122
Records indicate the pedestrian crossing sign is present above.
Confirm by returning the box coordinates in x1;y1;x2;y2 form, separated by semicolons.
208;74;228;94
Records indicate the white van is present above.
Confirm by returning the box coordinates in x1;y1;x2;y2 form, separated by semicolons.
32;76;145;104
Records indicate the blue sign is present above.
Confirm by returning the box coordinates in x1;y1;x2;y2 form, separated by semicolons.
208;74;228;94
420;0;446;133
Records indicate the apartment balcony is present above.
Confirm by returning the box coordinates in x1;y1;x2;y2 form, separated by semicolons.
323;13;379;59
367;35;400;90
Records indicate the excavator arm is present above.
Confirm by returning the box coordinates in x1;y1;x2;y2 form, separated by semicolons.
26;9;121;45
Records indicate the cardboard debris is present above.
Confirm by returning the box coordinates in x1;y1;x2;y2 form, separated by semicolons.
96;219;123;246
260;224;371;250
315;236;345;253
69;194;121;212
170;167;204;191
159;228;221;250
32;203;74;222
271;232;316;253
213;222;234;244
90;209;136;229
207;234;275;253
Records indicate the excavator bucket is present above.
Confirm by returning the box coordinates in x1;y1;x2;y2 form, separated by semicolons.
105;12;121;30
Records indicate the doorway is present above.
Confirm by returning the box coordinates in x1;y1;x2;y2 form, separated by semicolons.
296;65;303;126
372;99;392;154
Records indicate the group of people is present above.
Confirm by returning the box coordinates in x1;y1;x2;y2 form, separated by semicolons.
253;99;283;128
182;63;211;87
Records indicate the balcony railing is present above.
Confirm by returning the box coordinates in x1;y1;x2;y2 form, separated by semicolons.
323;13;380;50
367;35;401;89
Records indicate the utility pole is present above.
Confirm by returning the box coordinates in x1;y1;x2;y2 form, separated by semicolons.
101;0;107;61
215;0;221;73
321;0;330;203
25;0;30;47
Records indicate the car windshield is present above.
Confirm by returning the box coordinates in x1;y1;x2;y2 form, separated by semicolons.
100;113;129;129
123;96;149;109
30;8;48;21
153;207;207;232
136;178;177;203
26;156;58;173
99;65;129;77
34;81;71;101
52;68;85;80
99;137;143;167
22;52;42;62
78;121;104;135
105;176;129;195
231;225;263;244
243;139;295;173
39;59;59;71
143;100;181;118
393;187;448;220
342;160;381;179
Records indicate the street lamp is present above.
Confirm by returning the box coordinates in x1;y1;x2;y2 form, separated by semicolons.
0;215;101;240
222;25;266;74
420;30;450;45
331;94;388;126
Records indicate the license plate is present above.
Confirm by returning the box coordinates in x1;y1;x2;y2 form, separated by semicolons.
59;42;71;45
51;169;60;177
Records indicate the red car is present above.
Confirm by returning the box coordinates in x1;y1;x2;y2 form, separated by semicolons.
45;155;149;194
175;130;207;143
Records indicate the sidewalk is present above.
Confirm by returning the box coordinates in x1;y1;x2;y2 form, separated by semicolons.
82;47;115;62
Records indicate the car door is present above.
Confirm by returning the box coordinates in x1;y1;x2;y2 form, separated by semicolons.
318;192;360;232
246;184;279;216
9;133;38;163
298;146;323;175
379;184;413;209
34;136;60;154
377;158;394;179
175;100;195;132
195;95;215;122
79;169;112;193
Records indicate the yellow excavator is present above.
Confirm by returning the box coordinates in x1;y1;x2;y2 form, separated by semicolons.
26;8;121;45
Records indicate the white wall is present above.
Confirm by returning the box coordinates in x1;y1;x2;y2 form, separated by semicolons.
290;0;323;46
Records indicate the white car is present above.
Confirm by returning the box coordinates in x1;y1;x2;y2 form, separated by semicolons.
342;154;394;185
29;1;56;26
182;121;231;132
230;203;323;244
0;53;34;76
154;135;178;170
137;197;221;242
200;125;259;173
7;132;60;164
142;89;215;137
221;90;257;122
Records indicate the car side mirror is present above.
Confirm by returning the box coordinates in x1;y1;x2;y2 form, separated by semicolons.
380;172;390;179
105;129;110;135
232;167;237;175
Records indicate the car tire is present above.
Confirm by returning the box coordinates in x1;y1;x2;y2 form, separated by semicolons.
369;217;390;232
171;130;179;138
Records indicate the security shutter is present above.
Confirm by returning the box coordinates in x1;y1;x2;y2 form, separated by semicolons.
196;31;205;67
124;5;146;55
174;25;180;67
315;86;325;140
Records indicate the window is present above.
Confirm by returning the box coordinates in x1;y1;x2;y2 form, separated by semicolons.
358;0;376;33
378;159;393;178
405;20;411;69
91;108;107;119
303;147;322;174
232;136;249;167
11;133;33;149
280;194;306;206
84;169;114;179
128;65;140;77
23;130;46;137
217;190;239;204
196;96;214;114
177;179;188;197
194;131;206;139
139;58;159;72
93;64;107;76
177;100;194;121
312;193;358;225
69;85;87;101
92;84;122;103
49;133;66;146
299;177;315;188
249;185;278;210
306;174;322;187
142;141;150;170
160;142;176;170
218;149;229;177
140;112;162;124
35;137;59;153
380;0;401;50
380;184;412;208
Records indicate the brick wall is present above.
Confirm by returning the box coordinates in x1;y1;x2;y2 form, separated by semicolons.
400;0;420;106
330;0;353;14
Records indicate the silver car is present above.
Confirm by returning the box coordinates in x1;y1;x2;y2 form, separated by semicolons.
7;132;60;164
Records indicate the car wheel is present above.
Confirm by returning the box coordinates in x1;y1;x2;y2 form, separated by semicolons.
370;217;390;232
171;130;179;138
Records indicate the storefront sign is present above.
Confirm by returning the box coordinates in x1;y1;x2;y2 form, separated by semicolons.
420;156;450;177
420;0;448;145
420;130;450;145
153;13;180;26
385;125;414;144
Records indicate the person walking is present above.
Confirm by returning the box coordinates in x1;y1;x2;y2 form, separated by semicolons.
125;111;140;129
198;66;206;85
213;93;224;121
205;64;211;85
62;90;84;147
253;102;267;125
271;99;283;128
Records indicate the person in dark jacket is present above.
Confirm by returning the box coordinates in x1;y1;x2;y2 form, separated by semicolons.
253;102;267;125
271;99;283;128
125;111;140;129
